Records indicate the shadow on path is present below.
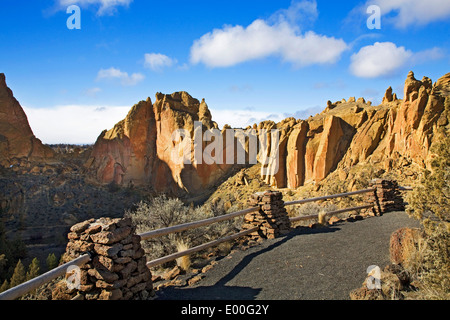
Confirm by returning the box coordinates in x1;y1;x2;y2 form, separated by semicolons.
155;226;339;300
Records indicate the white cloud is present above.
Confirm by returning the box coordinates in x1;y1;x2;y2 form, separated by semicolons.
57;0;132;15
210;106;322;129
144;53;177;71
85;87;102;97
350;42;413;78
23;105;131;144
190;1;347;68
210;109;287;129
96;67;145;86
269;0;318;27
411;47;446;64
24;104;323;143
365;0;450;28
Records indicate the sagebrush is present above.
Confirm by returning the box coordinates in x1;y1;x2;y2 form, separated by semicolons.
125;195;240;269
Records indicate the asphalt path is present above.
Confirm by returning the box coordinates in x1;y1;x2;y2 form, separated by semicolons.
156;211;421;300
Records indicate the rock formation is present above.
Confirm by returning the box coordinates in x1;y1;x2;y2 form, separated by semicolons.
85;92;236;197
0;73;54;166
263;71;449;188
86;71;449;194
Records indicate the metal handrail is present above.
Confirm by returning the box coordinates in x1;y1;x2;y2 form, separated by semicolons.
0;253;91;301
284;188;376;206
0;185;410;299
146;227;259;268
138;207;258;241
289;204;374;223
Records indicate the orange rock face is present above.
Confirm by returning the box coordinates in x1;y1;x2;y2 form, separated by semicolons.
0;73;54;166
87;71;449;195
86;92;235;196
264;71;449;188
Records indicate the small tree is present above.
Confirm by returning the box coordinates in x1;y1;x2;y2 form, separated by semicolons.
46;253;58;271
407;133;450;229
26;258;40;281
405;126;450;299
9;260;26;288
0;279;9;293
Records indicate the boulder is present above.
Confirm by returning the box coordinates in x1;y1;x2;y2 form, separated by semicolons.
389;227;423;266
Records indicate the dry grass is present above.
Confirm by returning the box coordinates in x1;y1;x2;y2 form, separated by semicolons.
288;202;338;227
318;211;327;225
175;240;191;272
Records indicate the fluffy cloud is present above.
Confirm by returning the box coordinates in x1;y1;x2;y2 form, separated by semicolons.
210;106;322;129
190;1;348;68
23;105;131;144
57;0;132;15
96;67;145;86
350;42;413;78
365;0;450;28
144;53;177;71
24;103;324;144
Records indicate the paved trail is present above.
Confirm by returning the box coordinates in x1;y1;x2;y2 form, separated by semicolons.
156;211;420;300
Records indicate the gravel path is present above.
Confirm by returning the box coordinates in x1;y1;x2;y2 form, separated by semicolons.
156;211;421;300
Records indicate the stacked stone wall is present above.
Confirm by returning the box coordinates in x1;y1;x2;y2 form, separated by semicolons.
61;217;153;300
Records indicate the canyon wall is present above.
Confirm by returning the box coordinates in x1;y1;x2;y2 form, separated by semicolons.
0;73;54;166
85;92;237;196
263;71;449;188
85;71;449;195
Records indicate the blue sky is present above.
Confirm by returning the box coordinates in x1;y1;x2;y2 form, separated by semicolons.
1;0;449;144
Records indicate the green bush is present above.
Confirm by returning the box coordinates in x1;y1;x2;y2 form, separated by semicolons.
405;131;450;299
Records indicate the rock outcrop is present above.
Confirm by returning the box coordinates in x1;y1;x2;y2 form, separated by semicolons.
85;92;236;196
0;73;54;166
263;71;449;188
86;71;449;194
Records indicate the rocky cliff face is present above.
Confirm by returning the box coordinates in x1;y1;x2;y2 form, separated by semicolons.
0;73;54;166
85;92;237;197
263;71;449;188
86;71;449;195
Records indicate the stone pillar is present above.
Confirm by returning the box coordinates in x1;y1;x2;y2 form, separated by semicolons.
60;217;153;300
242;191;291;240
366;179;406;215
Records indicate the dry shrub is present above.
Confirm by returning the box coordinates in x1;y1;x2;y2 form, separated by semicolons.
402;227;450;300
175;240;191;272
125;195;240;270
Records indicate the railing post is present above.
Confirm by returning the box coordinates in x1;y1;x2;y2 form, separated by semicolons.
242;191;292;241
55;217;153;300
366;179;406;215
